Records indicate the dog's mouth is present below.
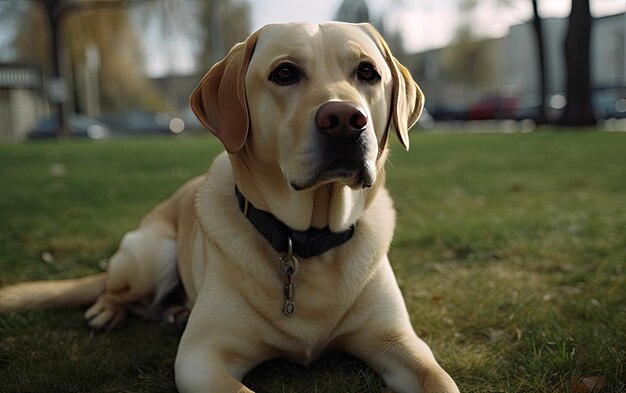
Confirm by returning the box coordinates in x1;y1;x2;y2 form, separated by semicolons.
320;157;364;181
288;128;378;191
291;155;374;191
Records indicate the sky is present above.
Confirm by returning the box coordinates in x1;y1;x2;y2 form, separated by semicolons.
248;0;626;52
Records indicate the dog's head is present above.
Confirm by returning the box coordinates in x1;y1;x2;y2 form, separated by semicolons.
191;22;423;192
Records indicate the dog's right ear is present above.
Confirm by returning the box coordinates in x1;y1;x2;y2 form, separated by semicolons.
360;24;424;151
190;31;259;154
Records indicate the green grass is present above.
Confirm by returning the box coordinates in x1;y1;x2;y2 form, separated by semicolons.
0;130;625;392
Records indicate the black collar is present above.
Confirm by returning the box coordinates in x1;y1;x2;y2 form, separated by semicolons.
235;187;355;259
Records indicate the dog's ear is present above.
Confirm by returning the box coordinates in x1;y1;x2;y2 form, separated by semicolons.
190;31;259;154
360;24;424;151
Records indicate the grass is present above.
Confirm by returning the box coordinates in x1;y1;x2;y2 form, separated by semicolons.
0;130;625;392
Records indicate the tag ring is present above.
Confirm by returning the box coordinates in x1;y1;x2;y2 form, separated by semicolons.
280;237;298;279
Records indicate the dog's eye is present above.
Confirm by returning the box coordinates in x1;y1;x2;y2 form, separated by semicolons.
269;64;302;86
356;62;380;83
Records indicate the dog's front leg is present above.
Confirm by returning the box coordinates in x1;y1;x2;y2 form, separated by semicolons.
175;342;255;393
336;263;459;393
339;323;459;393
174;297;264;393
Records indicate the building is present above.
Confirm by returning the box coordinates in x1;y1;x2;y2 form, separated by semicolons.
0;63;47;140
408;12;626;120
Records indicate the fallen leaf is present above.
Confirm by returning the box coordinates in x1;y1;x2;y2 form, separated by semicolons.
481;326;523;342
565;376;606;393
41;251;55;264
581;376;606;392
482;327;507;342
512;325;523;341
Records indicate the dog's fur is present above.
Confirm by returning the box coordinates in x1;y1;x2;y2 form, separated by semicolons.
0;23;459;393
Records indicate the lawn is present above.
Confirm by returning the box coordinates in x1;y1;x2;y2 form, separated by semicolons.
0;130;624;392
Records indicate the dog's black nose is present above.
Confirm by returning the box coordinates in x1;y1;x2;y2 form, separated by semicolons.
315;102;368;138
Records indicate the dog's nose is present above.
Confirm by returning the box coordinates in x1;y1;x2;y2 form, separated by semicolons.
315;102;368;138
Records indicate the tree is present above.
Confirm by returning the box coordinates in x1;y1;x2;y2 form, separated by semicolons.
531;0;547;124
14;0;156;136
439;0;499;93
39;0;67;136
63;7;166;113
335;0;370;23
559;0;595;126
196;0;251;71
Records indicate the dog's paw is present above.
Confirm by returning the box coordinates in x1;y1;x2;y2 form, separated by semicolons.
163;304;190;331
0;287;21;312
85;297;127;332
420;371;460;393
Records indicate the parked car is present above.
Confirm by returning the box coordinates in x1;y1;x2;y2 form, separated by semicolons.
27;114;110;139
182;107;204;132
514;88;626;122
593;87;626;119
513;93;542;121
99;110;173;135
514;93;566;122
428;104;468;121
416;108;435;129
467;96;518;120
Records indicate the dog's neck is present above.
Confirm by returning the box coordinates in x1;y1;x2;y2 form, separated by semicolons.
230;152;386;233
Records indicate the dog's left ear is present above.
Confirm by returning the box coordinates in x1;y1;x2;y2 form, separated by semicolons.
190;31;259;154
361;24;424;151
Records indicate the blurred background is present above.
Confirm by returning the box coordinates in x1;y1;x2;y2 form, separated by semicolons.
0;0;624;141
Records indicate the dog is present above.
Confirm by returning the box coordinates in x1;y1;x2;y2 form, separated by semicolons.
0;22;459;393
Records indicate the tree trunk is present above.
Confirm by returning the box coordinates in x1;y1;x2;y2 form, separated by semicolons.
42;0;70;137
531;0;547;124
559;0;595;126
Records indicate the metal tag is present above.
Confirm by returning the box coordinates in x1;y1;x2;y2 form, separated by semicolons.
283;299;296;316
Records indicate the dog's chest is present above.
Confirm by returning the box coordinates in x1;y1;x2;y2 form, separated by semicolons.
248;248;381;353
190;157;396;359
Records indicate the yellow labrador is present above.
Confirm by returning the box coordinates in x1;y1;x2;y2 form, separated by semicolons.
0;23;459;393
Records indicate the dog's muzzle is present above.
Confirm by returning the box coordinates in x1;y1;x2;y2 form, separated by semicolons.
290;102;377;191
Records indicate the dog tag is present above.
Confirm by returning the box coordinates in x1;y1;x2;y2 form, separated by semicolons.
282;270;296;316
283;299;296;316
279;239;298;317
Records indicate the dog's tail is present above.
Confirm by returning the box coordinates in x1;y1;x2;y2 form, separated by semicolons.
0;273;107;312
